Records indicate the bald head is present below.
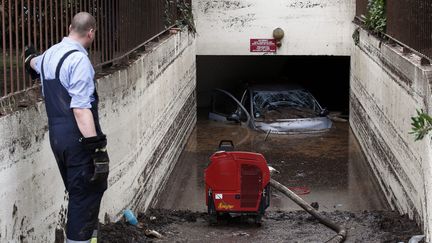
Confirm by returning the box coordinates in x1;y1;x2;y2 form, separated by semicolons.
70;12;96;36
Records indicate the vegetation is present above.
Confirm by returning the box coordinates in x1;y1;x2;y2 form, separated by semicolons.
352;28;360;46
410;110;432;141
165;0;196;35
365;0;386;36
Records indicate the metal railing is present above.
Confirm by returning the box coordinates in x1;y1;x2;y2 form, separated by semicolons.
355;0;368;19
387;0;432;60
0;0;187;98
355;0;432;61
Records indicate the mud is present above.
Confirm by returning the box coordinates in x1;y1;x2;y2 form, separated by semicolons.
99;116;422;242
261;107;316;121
155;117;388;212
100;209;421;242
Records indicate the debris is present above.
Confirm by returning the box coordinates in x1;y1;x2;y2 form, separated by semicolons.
264;129;272;141
328;112;348;122
270;179;346;243
18;99;29;108
408;234;425;243
150;216;157;221
233;232;250;237
311;202;319;210
268;165;280;175
104;213;111;224
123;209;138;226
288;186;311;195
296;171;306;177
99;209;422;242
144;229;163;238
54;228;65;243
329;116;348;122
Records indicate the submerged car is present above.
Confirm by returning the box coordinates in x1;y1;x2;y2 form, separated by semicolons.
209;85;332;134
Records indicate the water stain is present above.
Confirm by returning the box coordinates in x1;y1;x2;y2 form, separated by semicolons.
201;0;253;14
287;0;327;8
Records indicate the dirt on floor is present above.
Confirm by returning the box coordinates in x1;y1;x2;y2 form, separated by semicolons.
99;209;422;243
155;119;388;212
99;117;422;242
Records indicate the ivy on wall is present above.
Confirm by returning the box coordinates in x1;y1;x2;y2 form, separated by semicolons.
165;0;196;35
352;28;360;46
365;0;386;36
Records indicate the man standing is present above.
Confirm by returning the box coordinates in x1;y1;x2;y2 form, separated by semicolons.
25;12;109;242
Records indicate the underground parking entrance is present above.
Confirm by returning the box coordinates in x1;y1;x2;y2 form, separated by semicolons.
99;56;422;242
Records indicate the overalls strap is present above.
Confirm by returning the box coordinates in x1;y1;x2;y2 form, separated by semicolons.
55;50;79;80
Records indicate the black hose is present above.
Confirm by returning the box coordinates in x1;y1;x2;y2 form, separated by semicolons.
269;179;347;243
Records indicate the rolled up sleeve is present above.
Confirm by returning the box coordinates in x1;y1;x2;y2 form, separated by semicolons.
33;55;43;74
68;55;95;109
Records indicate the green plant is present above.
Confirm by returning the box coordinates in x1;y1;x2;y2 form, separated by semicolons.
365;0;386;35
410;110;432;141
352;28;360;46
165;0;196;35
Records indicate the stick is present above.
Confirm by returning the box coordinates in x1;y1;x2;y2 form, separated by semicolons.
270;179;347;243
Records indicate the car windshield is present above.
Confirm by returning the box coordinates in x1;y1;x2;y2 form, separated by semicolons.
252;89;321;120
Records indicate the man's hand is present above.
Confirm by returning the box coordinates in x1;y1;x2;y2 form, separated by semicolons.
80;134;109;184
24;44;39;80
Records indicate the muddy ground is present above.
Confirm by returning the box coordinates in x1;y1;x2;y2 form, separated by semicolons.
100;118;422;242
100;209;422;242
156;119;388;212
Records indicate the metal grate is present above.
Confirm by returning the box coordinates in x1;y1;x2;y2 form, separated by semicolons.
0;0;189;98
240;164;262;208
356;0;368;19
386;0;432;59
355;0;432;60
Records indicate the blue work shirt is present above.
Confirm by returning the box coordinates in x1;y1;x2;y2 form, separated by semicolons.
34;37;95;109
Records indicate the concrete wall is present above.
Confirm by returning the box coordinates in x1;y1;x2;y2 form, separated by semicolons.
0;30;196;242
350;27;432;239
194;0;355;56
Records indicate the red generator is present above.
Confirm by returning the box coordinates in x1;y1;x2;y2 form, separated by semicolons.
205;140;271;224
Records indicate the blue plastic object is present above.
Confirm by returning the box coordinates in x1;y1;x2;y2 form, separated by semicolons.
123;209;138;226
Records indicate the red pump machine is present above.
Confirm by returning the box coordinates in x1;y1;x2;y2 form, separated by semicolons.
205;141;271;224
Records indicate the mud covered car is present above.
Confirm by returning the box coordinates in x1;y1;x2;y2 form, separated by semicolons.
209;85;332;134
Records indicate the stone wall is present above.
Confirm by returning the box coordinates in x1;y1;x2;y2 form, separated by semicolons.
350;27;432;239
0;30;196;242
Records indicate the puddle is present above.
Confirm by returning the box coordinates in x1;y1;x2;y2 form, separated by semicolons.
156;118;389;212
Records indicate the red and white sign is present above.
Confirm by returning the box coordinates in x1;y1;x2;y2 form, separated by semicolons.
250;39;277;53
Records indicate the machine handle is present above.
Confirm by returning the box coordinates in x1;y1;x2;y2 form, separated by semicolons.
218;140;234;151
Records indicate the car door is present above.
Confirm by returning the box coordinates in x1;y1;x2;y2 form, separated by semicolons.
209;88;254;129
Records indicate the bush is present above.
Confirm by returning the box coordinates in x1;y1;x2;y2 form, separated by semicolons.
365;0;386;35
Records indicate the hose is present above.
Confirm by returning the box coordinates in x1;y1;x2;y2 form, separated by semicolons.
269;179;347;243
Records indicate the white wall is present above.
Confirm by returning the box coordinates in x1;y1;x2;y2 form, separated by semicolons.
194;0;355;56
350;27;432;239
0;30;196;242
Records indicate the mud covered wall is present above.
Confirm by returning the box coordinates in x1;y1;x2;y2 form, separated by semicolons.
0;30;196;242
194;0;355;56
350;27;432;239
